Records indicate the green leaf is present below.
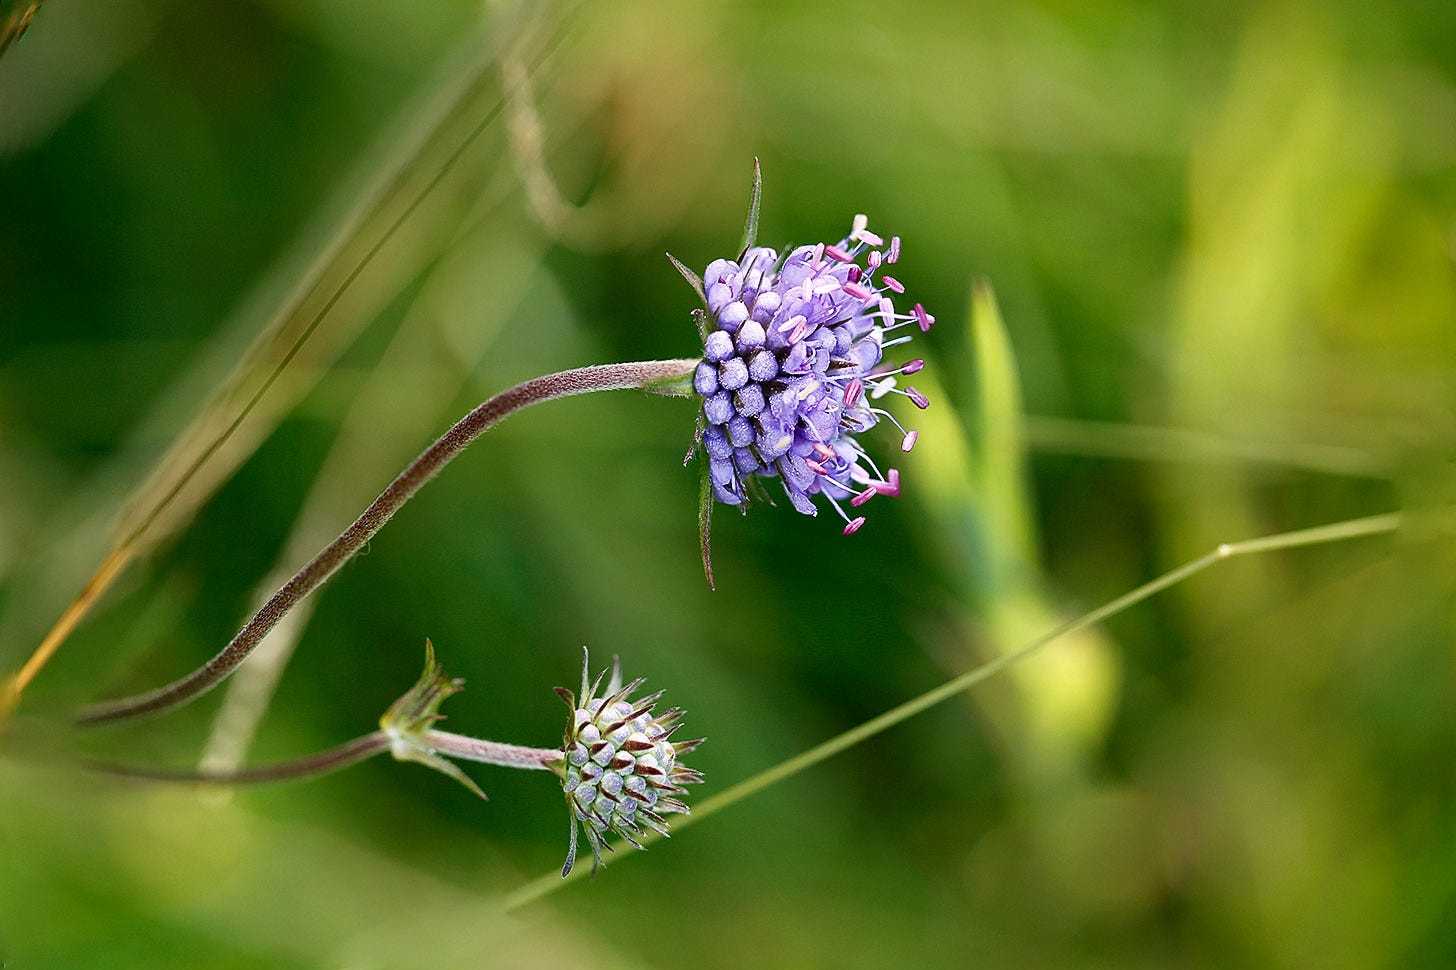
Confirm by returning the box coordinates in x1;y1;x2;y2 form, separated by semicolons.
969;278;1037;563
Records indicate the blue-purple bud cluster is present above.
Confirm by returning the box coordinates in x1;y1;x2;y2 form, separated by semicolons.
694;217;932;534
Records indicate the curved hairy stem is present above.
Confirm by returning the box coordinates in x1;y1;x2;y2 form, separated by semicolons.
90;732;392;786
2;4;573;729
78;359;698;727
420;731;559;770
89;732;556;788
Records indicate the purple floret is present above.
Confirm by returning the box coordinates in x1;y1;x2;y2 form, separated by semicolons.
692;217;933;535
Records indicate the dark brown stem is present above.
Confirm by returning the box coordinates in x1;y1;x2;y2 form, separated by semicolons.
90;731;391;785
79;359;699;726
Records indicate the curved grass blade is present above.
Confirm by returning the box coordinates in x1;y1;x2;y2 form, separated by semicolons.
2;1;579;723
0;0;43;61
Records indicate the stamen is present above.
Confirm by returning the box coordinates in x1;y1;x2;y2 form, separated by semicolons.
887;236;901;264
850;488;876;507
905;387;930;410
847;265;863;283
881;275;904;294
852;223;884;247
824;245;852;263
842;282;873;301
902;430;919;452
873;469;901;497
867;249;882;268
901;359;924;375
843;378;863;407
856;449;888;483
879;297;896;323
913;303;934;332
820;487;861;531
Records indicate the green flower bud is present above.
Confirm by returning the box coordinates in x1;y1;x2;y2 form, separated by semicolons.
551;651;704;876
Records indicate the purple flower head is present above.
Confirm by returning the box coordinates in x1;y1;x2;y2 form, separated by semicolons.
692;213;933;537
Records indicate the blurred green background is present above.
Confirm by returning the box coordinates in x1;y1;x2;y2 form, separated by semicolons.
2;0;1454;966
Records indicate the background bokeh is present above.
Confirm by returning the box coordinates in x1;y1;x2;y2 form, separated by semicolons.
2;0;1455;966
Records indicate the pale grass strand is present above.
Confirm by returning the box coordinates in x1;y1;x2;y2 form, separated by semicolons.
501;510;1404;911
1022;416;1388;479
199;231;546;778
0;3;573;727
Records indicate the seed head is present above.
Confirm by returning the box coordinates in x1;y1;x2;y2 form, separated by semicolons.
552;651;704;876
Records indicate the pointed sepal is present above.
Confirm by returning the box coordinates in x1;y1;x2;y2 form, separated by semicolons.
379;640;488;799
699;459;716;590
666;251;707;309
738;157;762;257
636;358;699;398
380;639;464;739
391;744;488;801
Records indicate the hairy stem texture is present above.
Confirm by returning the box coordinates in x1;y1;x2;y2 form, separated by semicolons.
91;732;391;785
79;359;698;726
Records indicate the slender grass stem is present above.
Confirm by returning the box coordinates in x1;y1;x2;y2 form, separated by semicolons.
0;2;44;61
77;359;698;727
1021;416;1388;479
0;5;583;729
1;546;134;727
500;510;1405;910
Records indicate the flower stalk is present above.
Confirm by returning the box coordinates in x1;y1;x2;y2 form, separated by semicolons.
78;360;698;727
422;731;558;770
92;732;392;786
88;641;702;880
